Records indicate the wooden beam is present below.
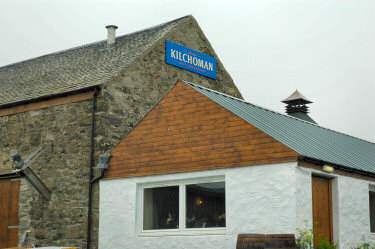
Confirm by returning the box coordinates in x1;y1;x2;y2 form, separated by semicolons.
0;90;102;117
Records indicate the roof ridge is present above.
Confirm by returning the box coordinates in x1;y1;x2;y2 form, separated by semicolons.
0;40;104;70
0;15;190;70
183;80;375;146
114;15;191;41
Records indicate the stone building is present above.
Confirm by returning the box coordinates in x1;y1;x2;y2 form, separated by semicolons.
0;15;242;248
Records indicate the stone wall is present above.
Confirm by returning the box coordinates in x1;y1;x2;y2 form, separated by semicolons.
0;100;93;247
0;16;242;249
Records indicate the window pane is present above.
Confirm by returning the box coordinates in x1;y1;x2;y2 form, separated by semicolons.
370;192;375;232
143;186;179;230
186;182;225;228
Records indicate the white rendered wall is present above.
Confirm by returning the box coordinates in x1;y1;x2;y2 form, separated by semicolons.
335;174;371;248
99;162;298;249
295;167;313;229
99;163;375;249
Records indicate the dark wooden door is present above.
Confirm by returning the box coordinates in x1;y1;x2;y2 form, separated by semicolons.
312;176;333;246
0;179;20;248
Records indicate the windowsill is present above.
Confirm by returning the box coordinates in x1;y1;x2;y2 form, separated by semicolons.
138;227;226;237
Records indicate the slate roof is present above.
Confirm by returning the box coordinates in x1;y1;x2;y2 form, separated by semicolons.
185;81;375;174
0;16;189;108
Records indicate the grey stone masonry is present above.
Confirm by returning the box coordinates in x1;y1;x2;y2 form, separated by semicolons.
1;100;92;247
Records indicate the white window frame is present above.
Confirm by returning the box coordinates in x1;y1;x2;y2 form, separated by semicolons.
137;176;226;236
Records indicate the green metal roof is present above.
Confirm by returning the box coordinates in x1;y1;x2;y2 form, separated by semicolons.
185;81;375;174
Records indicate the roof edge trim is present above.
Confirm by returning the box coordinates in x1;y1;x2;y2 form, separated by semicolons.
299;155;375;178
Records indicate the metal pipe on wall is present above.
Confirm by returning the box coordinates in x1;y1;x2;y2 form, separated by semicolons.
87;87;98;249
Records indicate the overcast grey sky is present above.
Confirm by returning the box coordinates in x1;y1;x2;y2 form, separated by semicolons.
1;0;374;142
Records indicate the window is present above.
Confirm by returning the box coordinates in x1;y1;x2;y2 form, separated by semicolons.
143;186;179;230
139;177;225;234
186;182;225;228
370;191;375;233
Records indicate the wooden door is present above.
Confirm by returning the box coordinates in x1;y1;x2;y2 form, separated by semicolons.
312;176;333;246
0;179;20;248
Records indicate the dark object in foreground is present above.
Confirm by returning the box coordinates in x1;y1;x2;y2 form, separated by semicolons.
237;234;297;249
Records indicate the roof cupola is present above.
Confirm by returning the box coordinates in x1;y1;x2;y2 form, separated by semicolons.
282;90;317;124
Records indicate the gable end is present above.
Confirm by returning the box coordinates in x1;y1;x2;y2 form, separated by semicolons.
105;82;299;179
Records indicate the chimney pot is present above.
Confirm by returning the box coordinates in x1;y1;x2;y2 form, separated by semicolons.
105;25;118;46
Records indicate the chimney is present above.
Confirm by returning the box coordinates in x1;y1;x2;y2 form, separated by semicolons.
105;25;118;46
282;90;317;124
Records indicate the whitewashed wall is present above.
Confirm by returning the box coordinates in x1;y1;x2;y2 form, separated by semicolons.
99;163;375;249
333;173;371;248
295;167;313;230
99;162;298;249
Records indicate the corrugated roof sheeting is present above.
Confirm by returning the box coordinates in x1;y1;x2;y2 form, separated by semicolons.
185;81;375;173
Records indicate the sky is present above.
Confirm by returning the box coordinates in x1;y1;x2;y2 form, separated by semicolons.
0;0;374;143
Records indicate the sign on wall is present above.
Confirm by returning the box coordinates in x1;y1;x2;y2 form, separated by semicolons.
165;40;217;79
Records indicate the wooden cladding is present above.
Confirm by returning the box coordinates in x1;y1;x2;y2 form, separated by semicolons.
105;82;298;179
0;179;20;248
0;89;101;117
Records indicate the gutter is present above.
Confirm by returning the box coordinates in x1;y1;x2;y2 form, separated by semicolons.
298;155;375;178
87;87;99;249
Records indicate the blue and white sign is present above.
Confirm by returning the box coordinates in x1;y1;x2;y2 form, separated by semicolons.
165;40;216;79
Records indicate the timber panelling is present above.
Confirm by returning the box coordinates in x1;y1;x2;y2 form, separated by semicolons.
0;179;20;248
105;82;299;179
